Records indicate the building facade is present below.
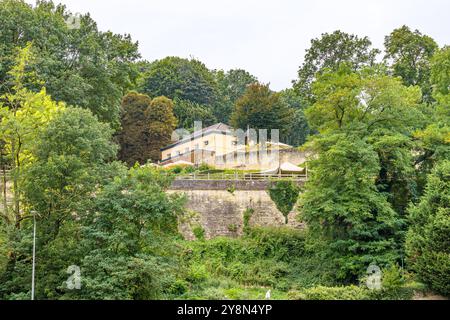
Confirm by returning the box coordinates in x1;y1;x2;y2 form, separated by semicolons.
160;123;306;170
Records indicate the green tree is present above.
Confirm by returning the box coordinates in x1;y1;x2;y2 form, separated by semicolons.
0;107;121;299
173;98;217;130
146;96;178;161
279;89;310;146
269;180;300;224
299;134;401;282
75;166;185;299
116;93;177;166
0;0;140;127
0;43;65;226
138;57;217;107
306;64;423;134
412;47;450;190
300;65;426;282
230;83;294;137
214;69;257;123
384;26;438;102
116;92;153;166
405;160;450;296
294;30;380;103
430;46;450;111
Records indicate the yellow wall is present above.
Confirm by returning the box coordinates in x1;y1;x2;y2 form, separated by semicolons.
162;132;238;160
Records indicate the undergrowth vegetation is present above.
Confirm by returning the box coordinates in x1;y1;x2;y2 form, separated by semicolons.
167;227;422;300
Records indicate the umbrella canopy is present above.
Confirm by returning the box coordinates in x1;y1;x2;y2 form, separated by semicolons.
260;162;305;174
279;162;305;173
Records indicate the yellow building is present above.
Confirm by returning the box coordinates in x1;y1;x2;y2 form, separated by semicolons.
160;123;238;165
160;123;307;171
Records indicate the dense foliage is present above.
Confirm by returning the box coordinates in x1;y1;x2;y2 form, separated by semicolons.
294;30;379;103
0;0;140;128
268;181;300;224
0;0;448;300
384;26;438;102
230;83;295;138
405;161;450;296
116;92;177;165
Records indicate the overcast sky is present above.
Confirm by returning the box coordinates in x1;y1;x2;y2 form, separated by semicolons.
27;0;450;91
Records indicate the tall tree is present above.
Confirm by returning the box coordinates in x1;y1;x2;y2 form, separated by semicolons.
300;134;401;282
405;160;450;296
75;166;185;299
384;26;438;102
294;30;380;103
145;96;178;161
307;65;423;213
116;93;177;166
138;56;218;107
0;106;121;299
214;69;257;123
430;46;450;110
116;92;153;166
0;43;65;226
173;98;217;130
300;65;426;281
230;83;294;138
412;46;450;191
0;0;140;127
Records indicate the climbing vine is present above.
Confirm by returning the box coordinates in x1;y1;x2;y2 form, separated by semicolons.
268;180;300;224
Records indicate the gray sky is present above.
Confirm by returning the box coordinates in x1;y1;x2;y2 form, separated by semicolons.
27;0;450;91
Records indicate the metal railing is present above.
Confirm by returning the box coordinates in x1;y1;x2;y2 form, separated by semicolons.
175;172;307;181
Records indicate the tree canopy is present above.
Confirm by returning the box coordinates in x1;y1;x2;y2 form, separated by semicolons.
294;30;380;103
230;83;295;138
384;25;438;102
0;0;140;127
116;92;177;166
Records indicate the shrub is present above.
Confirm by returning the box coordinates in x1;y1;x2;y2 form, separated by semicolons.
167;279;188;295
227;224;238;233
289;285;370;300
268;180;300;224
192;225;206;241
242;208;254;233
186;264;209;284
227;184;236;195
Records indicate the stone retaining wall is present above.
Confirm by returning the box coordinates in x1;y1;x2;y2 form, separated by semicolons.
168;182;305;240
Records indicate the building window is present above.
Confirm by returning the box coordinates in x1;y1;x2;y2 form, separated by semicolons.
167;153;171;158
177;151;181;156
204;140;209;146
232;141;237;146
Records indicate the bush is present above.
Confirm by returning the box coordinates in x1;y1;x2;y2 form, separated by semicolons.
289;285;370;300
192;225;206;241
242;208;254;233
179;227;314;292
268;180;300;224
186;264;209;284
167;279;189;295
